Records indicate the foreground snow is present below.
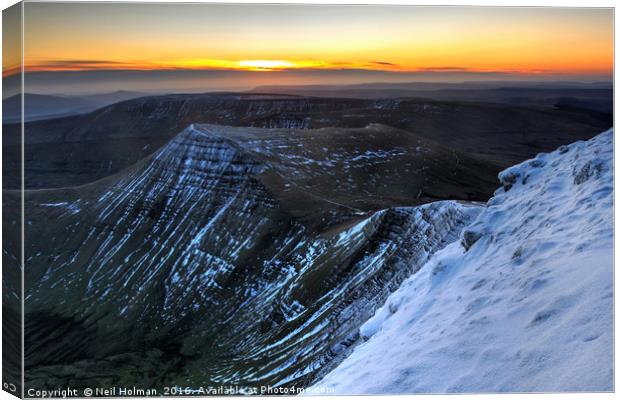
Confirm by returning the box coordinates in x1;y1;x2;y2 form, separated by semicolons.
313;129;613;393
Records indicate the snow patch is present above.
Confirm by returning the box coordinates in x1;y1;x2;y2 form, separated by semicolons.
313;129;613;394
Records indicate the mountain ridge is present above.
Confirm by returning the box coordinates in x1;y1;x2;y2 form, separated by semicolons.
12;122;483;390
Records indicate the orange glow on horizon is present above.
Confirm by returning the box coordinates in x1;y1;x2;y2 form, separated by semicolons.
15;57;613;77
10;4;612;80
3;64;21;77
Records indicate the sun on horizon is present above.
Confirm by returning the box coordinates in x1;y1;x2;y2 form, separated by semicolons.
2;3;613;94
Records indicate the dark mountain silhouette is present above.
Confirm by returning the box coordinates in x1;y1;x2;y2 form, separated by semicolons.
2;91;149;123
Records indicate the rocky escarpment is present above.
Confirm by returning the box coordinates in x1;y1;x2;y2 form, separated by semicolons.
14;124;481;392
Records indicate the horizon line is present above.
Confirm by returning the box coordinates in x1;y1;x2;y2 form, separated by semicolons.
3;66;613;79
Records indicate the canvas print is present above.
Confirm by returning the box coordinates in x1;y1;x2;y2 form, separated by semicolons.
1;2;614;397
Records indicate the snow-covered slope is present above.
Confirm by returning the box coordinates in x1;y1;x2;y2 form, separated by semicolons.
314;129;613;393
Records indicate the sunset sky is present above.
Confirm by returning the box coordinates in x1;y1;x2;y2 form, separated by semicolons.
3;3;614;94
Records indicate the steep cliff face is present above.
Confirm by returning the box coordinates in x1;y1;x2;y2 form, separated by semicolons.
19;124;481;390
314;129;613;393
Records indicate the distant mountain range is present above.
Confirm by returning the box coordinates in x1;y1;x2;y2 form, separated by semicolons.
3;81;612;124
254;80;613;92
250;82;613;113
2;90;150;122
3;92;611;190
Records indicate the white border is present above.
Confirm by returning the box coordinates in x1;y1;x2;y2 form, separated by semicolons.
0;1;616;400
